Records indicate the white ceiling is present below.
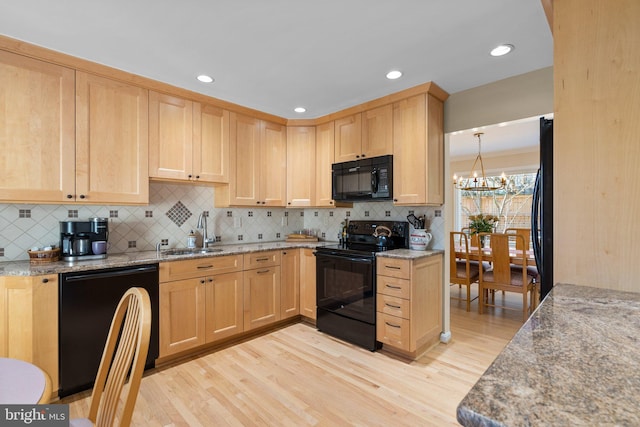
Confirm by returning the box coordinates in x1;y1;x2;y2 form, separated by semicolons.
0;0;553;120
449;114;553;160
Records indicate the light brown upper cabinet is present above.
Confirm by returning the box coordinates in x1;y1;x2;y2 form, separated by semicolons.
362;104;393;158
149;91;229;184
0;52;148;204
315;121;336;207
0;51;76;203
219;113;286;207
392;93;444;206
286;126;316;207
334;106;393;163
76;72;149;204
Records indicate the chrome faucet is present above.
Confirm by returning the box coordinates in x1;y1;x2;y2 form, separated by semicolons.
197;212;216;248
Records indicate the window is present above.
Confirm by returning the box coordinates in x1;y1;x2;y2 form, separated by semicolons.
456;172;536;232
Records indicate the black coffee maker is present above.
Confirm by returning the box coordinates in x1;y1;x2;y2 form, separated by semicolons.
60;218;109;261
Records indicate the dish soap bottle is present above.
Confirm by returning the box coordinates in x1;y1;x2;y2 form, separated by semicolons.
187;230;197;248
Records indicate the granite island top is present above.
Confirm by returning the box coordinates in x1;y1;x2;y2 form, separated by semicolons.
457;283;640;427
0;241;443;276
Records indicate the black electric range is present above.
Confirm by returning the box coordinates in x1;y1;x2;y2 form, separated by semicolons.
315;220;409;350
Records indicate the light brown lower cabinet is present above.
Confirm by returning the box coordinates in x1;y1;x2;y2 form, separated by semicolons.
159;255;243;357
0;274;59;397
280;249;300;319
243;265;281;330
299;248;317;320
376;254;442;359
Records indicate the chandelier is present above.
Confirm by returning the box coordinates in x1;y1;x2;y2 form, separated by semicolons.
453;132;506;191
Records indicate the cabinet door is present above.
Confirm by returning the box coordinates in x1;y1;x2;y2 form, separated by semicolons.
0;51;75;203
194;103;229;183
315;121;335;207
280;250;300;319
149;91;193;180
260;120;287;206
425;93;444;205
243;266;281;330
205;272;243;343
334;113;362;162
229;112;260;205
76;72;149;204
362;104;393;158
393;94;427;205
286;126;315;207
299;248;317;320
0;275;59;394
159;278;206;356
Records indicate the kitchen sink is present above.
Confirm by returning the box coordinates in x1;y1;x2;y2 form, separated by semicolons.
161;247;223;256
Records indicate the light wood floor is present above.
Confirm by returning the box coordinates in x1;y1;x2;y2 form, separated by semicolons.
63;285;524;426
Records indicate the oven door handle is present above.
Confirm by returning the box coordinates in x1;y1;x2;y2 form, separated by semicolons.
315;252;374;263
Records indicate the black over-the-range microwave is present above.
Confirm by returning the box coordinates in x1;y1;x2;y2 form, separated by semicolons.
332;155;393;202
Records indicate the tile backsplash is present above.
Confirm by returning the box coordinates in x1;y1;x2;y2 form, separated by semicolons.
0;183;445;261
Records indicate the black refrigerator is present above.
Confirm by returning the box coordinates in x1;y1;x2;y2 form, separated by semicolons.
532;117;553;299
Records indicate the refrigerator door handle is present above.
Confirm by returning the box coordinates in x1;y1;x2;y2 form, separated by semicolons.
531;168;542;279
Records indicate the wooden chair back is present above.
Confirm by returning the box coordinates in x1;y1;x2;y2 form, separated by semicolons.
504;228;531;251
450;231;482;311
80;287;151;427
478;233;535;321
460;227;480;248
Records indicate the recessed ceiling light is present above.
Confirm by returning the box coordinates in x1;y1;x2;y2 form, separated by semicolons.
294;107;306;113
490;44;514;57
197;74;214;83
386;70;402;80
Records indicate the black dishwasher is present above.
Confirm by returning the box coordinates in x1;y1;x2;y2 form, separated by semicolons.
59;264;159;397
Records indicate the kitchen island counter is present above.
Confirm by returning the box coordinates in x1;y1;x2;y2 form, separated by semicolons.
457;283;640;426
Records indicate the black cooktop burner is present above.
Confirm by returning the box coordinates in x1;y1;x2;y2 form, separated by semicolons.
317;220;410;256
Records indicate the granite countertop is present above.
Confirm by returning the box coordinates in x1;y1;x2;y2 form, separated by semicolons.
0;241;331;276
376;248;443;260
457;283;640;426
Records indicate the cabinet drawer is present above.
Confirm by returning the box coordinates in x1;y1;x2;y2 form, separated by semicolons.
376;275;411;299
377;312;411;352
160;255;243;282
376;294;411;320
377;257;410;279
243;250;281;269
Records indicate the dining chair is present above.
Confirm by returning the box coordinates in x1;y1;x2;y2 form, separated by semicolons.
478;233;537;322
504;228;539;282
460;227;480;248
70;287;151;427
450;231;482;311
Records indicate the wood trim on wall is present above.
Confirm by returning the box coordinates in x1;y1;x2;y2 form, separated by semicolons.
0;34;449;128
0;35;287;125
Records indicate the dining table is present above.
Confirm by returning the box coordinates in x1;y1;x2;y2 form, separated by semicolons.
0;357;52;404
454;245;537;266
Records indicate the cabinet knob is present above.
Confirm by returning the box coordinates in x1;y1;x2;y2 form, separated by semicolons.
330;201;334;204
66;194;73;199
393;199;398;202
79;194;86;199
356;155;360;158
287;202;291;205
195;175;200;179
42;278;49;283
361;154;366;157
261;201;266;205
208;278;213;283
283;251;287;255
256;201;261;204
200;279;206;284
188;174;193;179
